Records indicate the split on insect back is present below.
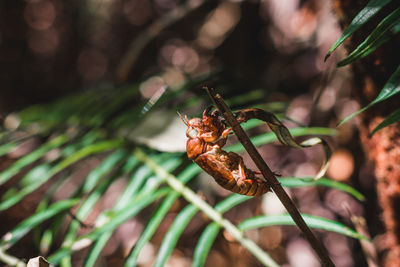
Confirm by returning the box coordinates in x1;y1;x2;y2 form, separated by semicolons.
178;92;332;196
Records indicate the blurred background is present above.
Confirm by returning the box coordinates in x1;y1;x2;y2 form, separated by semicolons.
0;0;389;266
0;0;349;111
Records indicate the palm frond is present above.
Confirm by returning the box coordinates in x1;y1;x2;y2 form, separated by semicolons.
327;2;400;133
0;80;365;266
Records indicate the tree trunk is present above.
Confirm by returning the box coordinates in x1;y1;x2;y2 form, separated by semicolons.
333;1;400;266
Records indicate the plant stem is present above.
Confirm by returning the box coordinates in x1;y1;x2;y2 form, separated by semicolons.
133;148;279;267
0;248;25;267
206;87;335;267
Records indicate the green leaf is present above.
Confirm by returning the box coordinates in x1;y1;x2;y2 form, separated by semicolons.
338;64;400;125
278;177;365;201
393;21;400;32
325;0;393;60
48;188;169;265
192;224;220;267
337;7;400;66
348;21;400;62
46;248;71;264
84;234;111;267
0;166;58;211
214;194;253;212
0;142;17;157
84;155;182;267
20;164;52;187
226;90;265;106
82;149;128;193
124;193;179;266
153;205;199;267
124;164;201;266
61;130;105;158
58;160;130;267
83;188;168;239
238;214;369;241
52;139;124;174
238;119;264;131
0;135;69;186
1;188;18;203
39;228;55;254
38;211;69;256
57;155;138;266
370;108;400;136
33;172;77;251
0;199;79;249
61;178;117;248
192;194;251;267
0;139;123;211
120;155;182;202
1;164;49;204
133;148;278;267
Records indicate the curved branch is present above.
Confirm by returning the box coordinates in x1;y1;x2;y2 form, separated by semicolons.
205;87;335;267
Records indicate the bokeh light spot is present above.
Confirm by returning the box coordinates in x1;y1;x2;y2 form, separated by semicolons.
24;0;56;30
196;2;240;49
290;7;317;40
139;76;165;99
327;149;354;181
317;87;336;111
171;47;199;72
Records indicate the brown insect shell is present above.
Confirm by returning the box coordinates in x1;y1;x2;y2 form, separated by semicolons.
194;147;268;196
186;137;207;160
201;112;225;137
184;110;270;196
186;117;223;143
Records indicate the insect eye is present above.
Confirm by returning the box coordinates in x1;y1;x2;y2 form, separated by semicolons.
187;128;198;138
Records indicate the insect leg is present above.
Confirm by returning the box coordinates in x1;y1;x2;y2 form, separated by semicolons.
221;127;232;139
236;157;247;186
213;127;232;148
203;106;214;118
236;157;263;195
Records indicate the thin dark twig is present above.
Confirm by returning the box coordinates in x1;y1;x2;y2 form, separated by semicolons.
205;87;335;267
343;204;378;267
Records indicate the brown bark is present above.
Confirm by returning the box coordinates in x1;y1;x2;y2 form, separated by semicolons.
362;120;400;266
333;1;400;266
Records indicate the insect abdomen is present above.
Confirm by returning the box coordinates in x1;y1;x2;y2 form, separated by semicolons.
195;154;269;196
